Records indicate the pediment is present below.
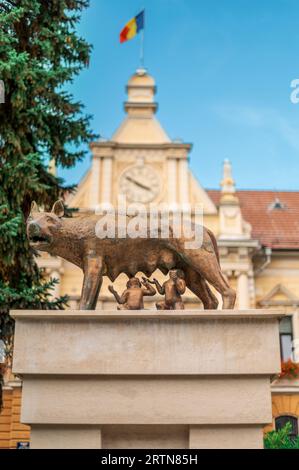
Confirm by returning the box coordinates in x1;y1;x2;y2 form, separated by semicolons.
259;284;299;307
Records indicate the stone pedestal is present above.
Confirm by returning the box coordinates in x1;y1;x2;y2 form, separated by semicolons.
11;309;283;449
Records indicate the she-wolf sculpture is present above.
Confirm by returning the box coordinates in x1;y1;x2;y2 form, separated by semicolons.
26;200;236;310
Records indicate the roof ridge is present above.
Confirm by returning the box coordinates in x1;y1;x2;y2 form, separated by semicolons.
206;188;299;193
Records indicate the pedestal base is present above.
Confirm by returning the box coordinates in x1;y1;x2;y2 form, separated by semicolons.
11;309;283;449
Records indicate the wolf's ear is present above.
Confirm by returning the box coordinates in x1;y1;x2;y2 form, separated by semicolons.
51;200;64;218
30;201;39;214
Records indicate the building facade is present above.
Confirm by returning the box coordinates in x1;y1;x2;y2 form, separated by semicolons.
1;68;299;448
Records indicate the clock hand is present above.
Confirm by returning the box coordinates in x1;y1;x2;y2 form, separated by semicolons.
125;176;152;191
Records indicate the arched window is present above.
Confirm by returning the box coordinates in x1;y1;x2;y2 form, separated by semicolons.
275;415;298;439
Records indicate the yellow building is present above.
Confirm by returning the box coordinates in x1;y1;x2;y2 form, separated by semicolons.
1;68;299;448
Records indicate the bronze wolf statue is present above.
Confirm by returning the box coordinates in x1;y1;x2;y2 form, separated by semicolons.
27;200;236;310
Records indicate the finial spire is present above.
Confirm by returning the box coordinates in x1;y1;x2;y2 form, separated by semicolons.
136;66;147;76
220;159;239;205
221;159;236;195
219;159;251;239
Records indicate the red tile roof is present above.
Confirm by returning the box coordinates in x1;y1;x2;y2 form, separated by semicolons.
207;190;299;250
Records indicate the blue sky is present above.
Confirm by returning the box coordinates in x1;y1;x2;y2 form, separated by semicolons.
60;0;299;190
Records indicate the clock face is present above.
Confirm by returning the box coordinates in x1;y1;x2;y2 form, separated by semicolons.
119;165;161;203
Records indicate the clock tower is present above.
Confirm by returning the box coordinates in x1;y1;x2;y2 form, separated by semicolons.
68;68;217;213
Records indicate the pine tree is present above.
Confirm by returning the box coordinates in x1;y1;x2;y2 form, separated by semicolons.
0;0;95;388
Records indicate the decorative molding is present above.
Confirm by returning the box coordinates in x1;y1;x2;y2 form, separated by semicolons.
258;284;299;307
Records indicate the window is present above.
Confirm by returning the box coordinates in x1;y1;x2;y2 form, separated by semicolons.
275;416;298;440
268;197;286;211
279;316;293;361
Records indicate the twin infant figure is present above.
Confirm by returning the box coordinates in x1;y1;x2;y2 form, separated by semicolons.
108;269;186;311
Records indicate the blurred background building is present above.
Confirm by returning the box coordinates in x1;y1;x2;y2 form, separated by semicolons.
1;69;299;448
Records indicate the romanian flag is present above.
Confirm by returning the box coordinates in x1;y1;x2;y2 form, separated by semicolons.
120;10;144;43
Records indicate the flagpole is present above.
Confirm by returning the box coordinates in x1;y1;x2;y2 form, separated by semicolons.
140;27;144;68
139;8;145;69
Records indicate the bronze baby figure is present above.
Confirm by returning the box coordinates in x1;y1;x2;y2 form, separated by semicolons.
108;277;156;310
147;269;186;310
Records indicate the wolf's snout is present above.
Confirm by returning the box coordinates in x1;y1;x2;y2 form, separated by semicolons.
27;222;50;244
28;222;40;238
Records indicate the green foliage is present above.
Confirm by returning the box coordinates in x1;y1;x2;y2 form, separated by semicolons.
264;422;299;449
0;0;95;378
